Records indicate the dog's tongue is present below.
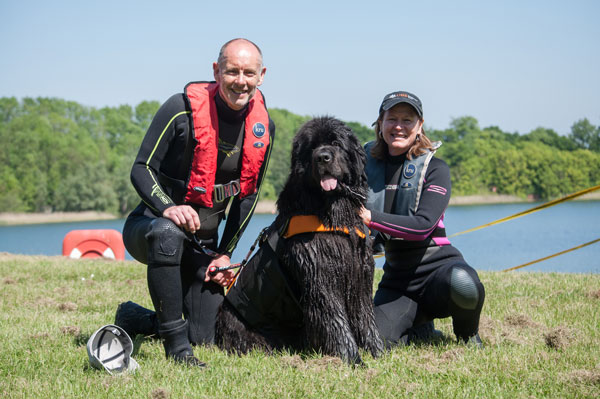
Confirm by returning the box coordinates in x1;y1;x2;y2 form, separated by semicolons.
320;176;338;191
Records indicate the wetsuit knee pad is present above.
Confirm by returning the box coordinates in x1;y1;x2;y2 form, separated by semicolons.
145;218;186;265
449;266;482;311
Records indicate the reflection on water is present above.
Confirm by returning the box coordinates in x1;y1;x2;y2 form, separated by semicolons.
0;201;599;273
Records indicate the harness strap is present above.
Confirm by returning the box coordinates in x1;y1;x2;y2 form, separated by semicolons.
283;215;366;239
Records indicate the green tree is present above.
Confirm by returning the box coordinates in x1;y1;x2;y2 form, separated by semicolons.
522;127;577;151
135;101;160;128
1;97;598;213
346;121;374;145
0;168;26;211
53;162;118;212
569;118;599;151
0;97;19;123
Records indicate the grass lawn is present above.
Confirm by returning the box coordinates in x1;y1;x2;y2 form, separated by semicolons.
1;253;598;398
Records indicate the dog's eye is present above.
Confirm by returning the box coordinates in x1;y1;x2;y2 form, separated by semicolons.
332;140;342;147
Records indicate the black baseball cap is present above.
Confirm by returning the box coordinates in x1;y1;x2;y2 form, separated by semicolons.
378;91;423;118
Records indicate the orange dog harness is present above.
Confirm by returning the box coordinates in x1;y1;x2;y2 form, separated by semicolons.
283;215;366;239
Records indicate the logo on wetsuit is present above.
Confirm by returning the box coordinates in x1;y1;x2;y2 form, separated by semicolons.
151;183;171;205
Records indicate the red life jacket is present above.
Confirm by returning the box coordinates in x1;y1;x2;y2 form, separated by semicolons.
183;82;270;208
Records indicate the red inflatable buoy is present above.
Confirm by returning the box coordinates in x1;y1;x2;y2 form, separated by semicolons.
62;229;125;260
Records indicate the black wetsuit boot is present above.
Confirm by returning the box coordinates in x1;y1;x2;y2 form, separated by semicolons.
159;319;206;367
114;301;159;339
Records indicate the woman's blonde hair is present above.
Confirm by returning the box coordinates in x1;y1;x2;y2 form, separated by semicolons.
370;114;434;161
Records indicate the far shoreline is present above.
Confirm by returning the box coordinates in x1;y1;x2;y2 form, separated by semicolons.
1;193;598;226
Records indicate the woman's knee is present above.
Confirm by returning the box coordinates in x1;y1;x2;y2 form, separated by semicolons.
449;265;485;311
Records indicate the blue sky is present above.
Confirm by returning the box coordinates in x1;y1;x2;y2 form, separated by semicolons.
1;0;599;135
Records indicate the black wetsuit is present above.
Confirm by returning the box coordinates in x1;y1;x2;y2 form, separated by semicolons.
366;153;485;345
123;91;274;344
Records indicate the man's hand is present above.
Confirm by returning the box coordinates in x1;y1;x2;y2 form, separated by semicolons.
163;205;201;233
205;254;236;287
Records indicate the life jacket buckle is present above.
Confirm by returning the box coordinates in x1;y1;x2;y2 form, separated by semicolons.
213;180;241;203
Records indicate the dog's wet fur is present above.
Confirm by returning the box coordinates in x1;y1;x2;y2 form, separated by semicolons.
215;116;383;365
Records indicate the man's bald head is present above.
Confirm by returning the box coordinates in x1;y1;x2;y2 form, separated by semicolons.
217;38;263;68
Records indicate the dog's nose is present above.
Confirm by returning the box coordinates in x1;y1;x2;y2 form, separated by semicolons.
316;150;332;164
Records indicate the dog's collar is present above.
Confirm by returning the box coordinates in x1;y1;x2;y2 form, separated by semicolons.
283;215;366;239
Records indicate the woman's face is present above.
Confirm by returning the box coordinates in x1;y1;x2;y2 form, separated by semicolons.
380;103;423;156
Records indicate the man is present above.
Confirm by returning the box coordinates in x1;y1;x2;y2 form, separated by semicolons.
117;38;275;367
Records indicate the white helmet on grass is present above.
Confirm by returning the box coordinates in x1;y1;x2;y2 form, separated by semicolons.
86;324;139;374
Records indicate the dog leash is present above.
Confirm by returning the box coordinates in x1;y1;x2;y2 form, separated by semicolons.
184;209;226;250
208;263;242;274
208;227;269;276
340;182;367;200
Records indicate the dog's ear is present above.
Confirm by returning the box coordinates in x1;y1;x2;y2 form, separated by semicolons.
341;124;368;189
290;134;307;178
276;120;320;215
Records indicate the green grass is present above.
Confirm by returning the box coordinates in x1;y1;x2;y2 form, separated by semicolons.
1;253;599;399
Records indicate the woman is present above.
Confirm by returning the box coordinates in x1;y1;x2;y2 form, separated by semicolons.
360;91;484;347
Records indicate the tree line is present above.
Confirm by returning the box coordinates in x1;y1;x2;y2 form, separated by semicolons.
1;97;599;215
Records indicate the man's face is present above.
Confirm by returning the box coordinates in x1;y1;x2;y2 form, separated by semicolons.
213;41;266;110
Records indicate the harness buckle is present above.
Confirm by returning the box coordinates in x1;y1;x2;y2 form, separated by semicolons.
213;185;225;203
213;180;241;203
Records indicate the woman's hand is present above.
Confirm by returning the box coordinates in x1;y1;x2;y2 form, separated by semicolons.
359;206;372;226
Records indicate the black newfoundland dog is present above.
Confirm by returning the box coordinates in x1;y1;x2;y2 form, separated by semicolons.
215;116;383;364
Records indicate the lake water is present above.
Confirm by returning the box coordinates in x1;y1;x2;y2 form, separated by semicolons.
1;201;599;273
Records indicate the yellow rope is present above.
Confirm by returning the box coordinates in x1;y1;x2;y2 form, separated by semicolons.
502;238;600;272
448;184;600;238
373;185;600;267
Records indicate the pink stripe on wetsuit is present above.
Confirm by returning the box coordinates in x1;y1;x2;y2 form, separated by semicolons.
368;158;452;246
369;216;449;244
